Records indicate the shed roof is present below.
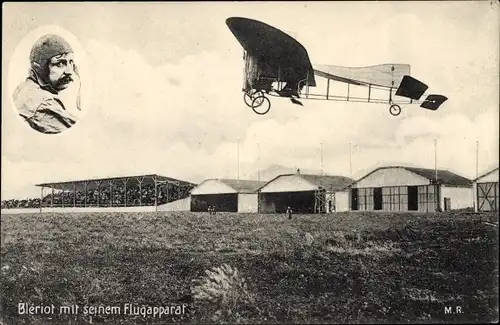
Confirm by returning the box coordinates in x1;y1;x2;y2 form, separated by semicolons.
353;166;472;187
36;174;197;191
216;179;267;193
259;173;354;192
474;167;499;182
297;174;354;191
402;166;472;186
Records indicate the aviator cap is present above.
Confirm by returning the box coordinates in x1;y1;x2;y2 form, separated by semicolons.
29;34;73;68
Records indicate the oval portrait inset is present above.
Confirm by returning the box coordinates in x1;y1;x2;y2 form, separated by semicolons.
9;25;89;135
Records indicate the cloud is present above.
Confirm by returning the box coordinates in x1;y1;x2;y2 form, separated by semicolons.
234;108;499;181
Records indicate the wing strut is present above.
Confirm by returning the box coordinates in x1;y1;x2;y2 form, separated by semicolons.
326;79;330;100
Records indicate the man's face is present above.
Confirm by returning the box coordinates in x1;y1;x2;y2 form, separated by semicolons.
47;52;75;91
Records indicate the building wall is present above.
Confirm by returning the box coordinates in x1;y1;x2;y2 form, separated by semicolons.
441;186;473;210
474;181;499;212
353;168;430;188
190;180;236;195
417;185;440;212
474;168;499;212
351;184;439;212
237;194;258;213
259;175;318;193
335;191;350;212
157;197;191;211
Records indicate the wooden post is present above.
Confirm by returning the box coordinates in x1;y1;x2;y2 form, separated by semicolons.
237;138;240;181
349;143;353;179
434;139;438;183
320;142;324;176
314;190;318;214
40;186;43;213
154;177;158;212
257;191;261;214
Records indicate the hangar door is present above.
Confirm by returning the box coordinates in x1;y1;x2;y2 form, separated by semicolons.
259;191;316;214
477;182;499;212
191;194;238;212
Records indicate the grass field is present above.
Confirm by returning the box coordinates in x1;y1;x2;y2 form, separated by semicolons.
1;211;498;324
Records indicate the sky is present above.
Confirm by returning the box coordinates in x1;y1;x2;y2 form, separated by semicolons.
2;1;499;200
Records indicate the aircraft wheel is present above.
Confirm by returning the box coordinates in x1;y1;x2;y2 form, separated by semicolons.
389;104;402;116
252;96;271;115
244;90;264;107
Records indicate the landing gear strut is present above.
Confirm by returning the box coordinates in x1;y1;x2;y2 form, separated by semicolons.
389;104;402;116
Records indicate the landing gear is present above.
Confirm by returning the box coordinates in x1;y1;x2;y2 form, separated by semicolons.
243;89;264;107
244;89;271;115
389;104;402;116
251;96;271;115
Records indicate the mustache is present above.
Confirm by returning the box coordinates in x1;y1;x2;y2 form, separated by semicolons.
55;75;74;86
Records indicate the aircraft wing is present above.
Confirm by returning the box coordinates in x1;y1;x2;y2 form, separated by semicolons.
313;64;411;88
226;17;316;87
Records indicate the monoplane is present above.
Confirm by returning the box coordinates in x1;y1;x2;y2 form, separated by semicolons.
226;17;448;116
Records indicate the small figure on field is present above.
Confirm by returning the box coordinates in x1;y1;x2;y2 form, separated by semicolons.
286;206;293;220
208;205;212;215
212;206;217;215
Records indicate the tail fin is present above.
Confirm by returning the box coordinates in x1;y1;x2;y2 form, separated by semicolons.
421;94;448;110
395;75;428;100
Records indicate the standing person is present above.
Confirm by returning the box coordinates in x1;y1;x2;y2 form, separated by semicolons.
13;34;81;134
208;205;212;215
286;206;293;220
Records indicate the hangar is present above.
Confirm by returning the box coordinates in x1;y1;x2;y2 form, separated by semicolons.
473;167;499;212
349;166;472;212
190;179;266;213
257;173;354;214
